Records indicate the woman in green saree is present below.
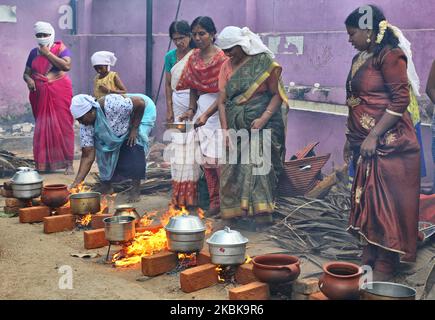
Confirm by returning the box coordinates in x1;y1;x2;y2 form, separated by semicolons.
197;26;289;228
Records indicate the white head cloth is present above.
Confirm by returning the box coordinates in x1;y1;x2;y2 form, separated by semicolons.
389;25;421;96
216;26;274;58
91;51;118;68
34;21;55;47
70;94;99;119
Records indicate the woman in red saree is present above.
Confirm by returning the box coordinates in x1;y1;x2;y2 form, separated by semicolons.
23;21;74;174
344;6;421;281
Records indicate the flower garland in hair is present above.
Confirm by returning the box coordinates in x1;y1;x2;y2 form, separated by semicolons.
376;20;389;44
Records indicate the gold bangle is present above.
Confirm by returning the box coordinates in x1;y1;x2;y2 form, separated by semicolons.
265;110;273;115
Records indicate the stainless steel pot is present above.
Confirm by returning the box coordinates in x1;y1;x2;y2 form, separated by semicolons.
113;204;141;224
360;282;416;300
164;214;206;253
11;167;43;199
206;226;249;265
103;216;136;244
69;192;101;215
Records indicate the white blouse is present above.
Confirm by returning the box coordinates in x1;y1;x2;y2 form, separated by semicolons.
79;94;133;148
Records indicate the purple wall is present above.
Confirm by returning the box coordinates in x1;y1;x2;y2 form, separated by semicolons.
0;0;434;180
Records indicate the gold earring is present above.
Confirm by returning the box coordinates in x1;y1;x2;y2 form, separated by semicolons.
367;37;371;43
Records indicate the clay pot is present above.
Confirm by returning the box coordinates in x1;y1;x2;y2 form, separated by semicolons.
252;254;301;284
41;184;70;208
319;261;362;300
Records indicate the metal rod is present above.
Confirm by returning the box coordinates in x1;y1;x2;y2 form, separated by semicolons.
106;244;112;262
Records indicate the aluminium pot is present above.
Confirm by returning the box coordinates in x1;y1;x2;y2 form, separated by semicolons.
11;167;43;199
164;214;205;253
360;282;416;300
103;216;136;244
69;192;101;215
206;226;248;265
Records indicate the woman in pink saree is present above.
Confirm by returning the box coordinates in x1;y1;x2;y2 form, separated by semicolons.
23;21;74;174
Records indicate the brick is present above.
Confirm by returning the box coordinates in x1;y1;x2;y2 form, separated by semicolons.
293;278;320;295
197;250;211;266
43;214;75;234
19;206;50;223
90;214;112;229
84;228;109;249
229;282;270;300
5;198;27;208
141;251;177;276
235;263;258;285
180;263;218;293
3;206;20;215
2;189;13;198
54;206;71;216
309;292;329;300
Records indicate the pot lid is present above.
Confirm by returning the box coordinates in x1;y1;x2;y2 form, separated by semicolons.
206;226;248;246
164;214;206;233
11;167;43;185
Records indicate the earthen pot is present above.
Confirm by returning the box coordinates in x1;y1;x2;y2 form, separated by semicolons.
252;254;301;284
41;184;70;208
319;261;362;300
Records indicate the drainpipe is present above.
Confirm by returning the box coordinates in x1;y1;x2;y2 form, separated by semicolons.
70;0;77;35
146;0;153;98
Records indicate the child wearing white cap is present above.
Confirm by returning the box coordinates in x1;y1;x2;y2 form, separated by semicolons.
91;51;127;99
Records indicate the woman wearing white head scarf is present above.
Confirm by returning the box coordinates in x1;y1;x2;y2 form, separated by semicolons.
70;93;156;202
195;26;289;228
23;21;74;174
91;51;127;99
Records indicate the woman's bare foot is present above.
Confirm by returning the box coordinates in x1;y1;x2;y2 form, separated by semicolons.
64;165;74;175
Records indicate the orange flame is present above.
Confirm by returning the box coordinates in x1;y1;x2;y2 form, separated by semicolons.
216;265;225;283
77;213;92;226
112;206;209;268
139;211;158;227
244;255;252;264
112;228;168;267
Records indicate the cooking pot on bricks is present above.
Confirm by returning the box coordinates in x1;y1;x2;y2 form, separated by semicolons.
206;226;249;265
11;167;43;199
252;254;301;284
103;216;136;244
164;214;206;253
41;184;70;208
113;204;141;225
360;282;416;300
318;261;363;300
69;192;101;215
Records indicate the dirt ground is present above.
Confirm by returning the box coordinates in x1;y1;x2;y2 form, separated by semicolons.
0;161;433;300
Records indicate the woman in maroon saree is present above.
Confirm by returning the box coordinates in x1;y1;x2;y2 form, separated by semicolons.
344;6;421;281
23;21;74;174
